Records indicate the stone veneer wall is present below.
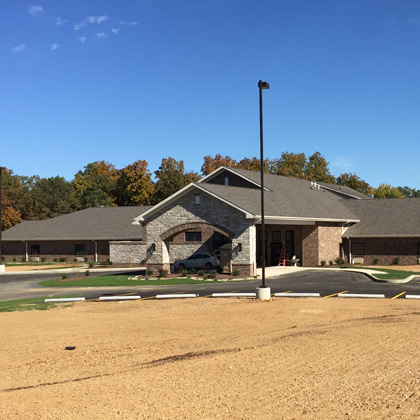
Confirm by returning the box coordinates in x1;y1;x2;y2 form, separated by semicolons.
143;189;255;275
109;241;148;264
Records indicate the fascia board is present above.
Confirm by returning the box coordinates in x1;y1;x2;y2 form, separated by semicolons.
199;166;270;191
254;215;360;223
6;237;143;241
319;184;363;200
344;234;420;238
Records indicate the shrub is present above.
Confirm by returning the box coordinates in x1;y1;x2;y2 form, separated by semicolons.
373;259;379;265
146;268;154;276
320;261;326;266
88;262;94;268
197;270;204;277
61;273;67;280
13;257;16;262
85;270;90;276
158;269;168;277
21;257;25;262
107;259;113;265
393;257;400;265
207;270;217;280
335;257;345;265
232;269;241;276
59;257;67;263
190;267;197;274
41;257;46;263
329;260;334;265
181;269;188;277
53;258;58;262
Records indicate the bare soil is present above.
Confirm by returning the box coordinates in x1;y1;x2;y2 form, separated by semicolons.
4;264;83;272
1;298;420;419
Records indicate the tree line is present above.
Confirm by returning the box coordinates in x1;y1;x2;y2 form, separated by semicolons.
1;152;419;230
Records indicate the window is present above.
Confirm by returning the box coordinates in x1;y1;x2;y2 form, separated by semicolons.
75;244;85;255
185;231;202;242
272;231;281;242
194;194;200;205
30;244;40;255
352;242;365;255
417;242;420;255
224;177;229;186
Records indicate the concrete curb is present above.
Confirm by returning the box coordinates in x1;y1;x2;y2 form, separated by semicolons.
275;292;320;298
405;295;420;299
212;293;256;298
338;293;385;298
44;297;86;302
156;294;199;299
99;295;141;301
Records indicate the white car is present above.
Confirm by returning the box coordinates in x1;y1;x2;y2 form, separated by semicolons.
174;253;220;271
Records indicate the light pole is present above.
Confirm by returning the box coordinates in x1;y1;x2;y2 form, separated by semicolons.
0;167;4;272
257;80;270;300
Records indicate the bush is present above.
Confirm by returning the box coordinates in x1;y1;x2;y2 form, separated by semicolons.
59;257;67;263
21;257;26;262
329;260;334;265
190;267;197;274
85;270;90;276
107;259;113;265
181;269;188;277
232;269;241;276
53;258;58;262
393;257;400;265
88;262;94;268
207;270;217;280
13;257;16;262
146;268;154;276
335;257;345;265
320;260;326;266
197;270;204;277
158;269;168;277
41;257;46;263
373;259;379;265
61;273;67;280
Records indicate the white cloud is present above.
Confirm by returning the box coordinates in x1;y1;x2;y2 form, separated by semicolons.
119;20;138;26
51;43;59;51
75;15;108;30
96;32;108;38
56;17;67;25
78;36;86;43
111;28;120;34
29;5;43;16
330;157;353;171
12;44;26;53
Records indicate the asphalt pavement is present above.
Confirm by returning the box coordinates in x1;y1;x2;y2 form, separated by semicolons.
1;266;420;302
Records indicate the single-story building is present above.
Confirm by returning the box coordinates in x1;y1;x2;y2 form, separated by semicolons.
109;166;420;275
1;206;151;263
3;166;420;273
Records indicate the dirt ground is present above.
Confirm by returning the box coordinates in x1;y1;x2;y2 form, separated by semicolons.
4;264;83;272
1;298;420;419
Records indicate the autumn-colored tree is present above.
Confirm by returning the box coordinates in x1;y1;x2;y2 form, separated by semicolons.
372;184;405;199
152;157;200;204
304;151;335;183
73;161;118;208
336;173;370;194
269;152;307;178
201;154;238;176
1;179;22;230
115;160;155;206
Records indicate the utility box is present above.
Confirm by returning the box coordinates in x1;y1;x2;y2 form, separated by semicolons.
219;244;232;274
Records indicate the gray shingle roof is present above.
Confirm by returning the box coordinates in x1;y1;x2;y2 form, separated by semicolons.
342;198;420;237
198;168;361;221
2;206;151;241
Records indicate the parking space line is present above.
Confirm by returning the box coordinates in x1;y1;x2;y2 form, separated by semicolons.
324;290;348;299
391;292;406;299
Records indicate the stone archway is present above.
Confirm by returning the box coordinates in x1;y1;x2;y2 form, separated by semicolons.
160;222;234;242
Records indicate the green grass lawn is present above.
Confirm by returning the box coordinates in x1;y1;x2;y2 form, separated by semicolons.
363;268;420;280
38;274;248;287
0;297;75;312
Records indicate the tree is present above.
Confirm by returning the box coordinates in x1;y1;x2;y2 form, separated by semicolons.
373;184;405;199
336;173;370;194
397;186;420;198
1;177;22;230
304;151;335;183
29;176;78;219
201;154;238;176
73;161;118;208
115;160;155;206
152;157;199;204
269;152;306;178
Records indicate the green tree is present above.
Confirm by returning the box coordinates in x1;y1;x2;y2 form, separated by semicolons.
152;157;200;204
397;186;420;197
269;152;307;178
73;161;118;208
373;184;405;199
115;160;155;206
29;176;78;219
336;173;370;194
304;151;335;183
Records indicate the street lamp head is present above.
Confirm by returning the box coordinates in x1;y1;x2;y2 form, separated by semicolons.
258;80;270;90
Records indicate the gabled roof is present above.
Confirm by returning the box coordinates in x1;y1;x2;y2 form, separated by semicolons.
3;206;151;241
342;198;420;237
136;167;361;224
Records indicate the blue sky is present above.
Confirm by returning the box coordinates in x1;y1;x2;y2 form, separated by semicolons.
2;0;420;188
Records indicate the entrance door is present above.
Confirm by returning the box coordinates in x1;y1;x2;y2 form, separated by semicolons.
271;242;283;266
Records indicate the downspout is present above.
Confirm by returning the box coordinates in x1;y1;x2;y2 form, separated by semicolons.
22;241;28;262
92;240;98;263
347;237;352;264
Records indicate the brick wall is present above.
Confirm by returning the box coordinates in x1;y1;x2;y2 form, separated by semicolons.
342;237;420;265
